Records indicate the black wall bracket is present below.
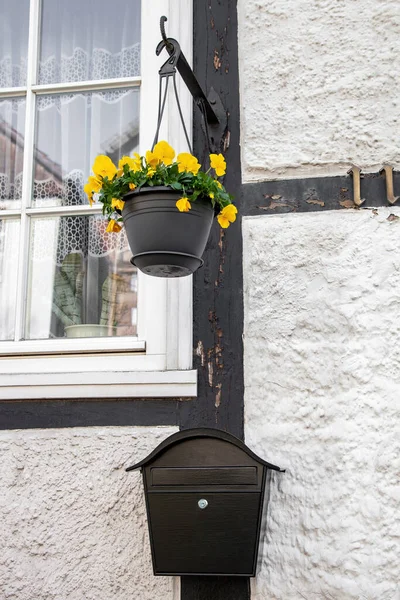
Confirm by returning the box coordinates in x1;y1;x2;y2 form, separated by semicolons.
156;17;227;154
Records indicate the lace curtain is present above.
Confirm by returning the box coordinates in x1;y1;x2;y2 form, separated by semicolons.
0;219;20;340
1;0;141;87
38;44;140;87
26;215;135;339
0;58;27;89
0;0;140;340
0;172;23;203
0;96;25;203
1;40;140;101
31;194;130;267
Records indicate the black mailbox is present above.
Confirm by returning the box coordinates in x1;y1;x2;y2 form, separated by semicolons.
126;428;283;577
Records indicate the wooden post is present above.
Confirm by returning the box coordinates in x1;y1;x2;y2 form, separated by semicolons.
179;1;248;598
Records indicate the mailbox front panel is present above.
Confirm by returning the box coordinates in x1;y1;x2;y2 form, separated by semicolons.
147;491;262;576
127;429;282;577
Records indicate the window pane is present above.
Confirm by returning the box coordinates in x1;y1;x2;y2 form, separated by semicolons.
0;98;25;210
26;215;137;340
0;219;20;341
0;0;30;87
32;88;139;208
38;0;141;84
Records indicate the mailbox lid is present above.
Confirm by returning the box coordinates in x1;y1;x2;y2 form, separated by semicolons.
126;428;283;473
147;491;262;576
144;437;266;491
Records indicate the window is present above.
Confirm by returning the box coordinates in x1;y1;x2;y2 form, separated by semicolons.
0;0;196;398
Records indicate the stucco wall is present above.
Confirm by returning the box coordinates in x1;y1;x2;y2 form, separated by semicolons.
238;0;400;181
243;208;400;600
0;426;179;600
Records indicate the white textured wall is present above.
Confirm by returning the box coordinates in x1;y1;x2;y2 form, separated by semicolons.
238;0;400;181
243;208;400;600
0;426;179;600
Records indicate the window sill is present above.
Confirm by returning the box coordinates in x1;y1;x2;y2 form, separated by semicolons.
0;337;146;356
0;368;197;400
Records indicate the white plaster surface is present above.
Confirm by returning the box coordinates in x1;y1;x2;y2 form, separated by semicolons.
0;426;179;600
243;208;400;599
238;0;400;181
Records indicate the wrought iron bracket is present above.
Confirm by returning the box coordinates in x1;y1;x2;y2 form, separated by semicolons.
156;17;227;154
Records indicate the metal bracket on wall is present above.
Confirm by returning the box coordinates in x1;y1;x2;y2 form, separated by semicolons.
156;16;227;154
199;86;228;156
379;165;399;205
347;165;365;207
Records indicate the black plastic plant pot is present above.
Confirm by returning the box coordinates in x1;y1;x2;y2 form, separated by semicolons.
122;186;215;278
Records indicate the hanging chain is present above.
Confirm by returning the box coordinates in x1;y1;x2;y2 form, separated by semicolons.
151;76;170;151
152;17;193;154
172;74;193;154
152;72;193;155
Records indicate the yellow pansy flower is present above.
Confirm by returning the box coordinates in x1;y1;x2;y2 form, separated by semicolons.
209;153;226;177
106;219;122;233
129;153;142;171
111;198;125;211
176;197;191;212
217;204;238;228
83;184;94;206
216;181;222;189
84;175;102;206
146;150;161;169
209;192;214;199
119;154;142;172
177;152;201;175
129;183;136;190
153;141;175;165
147;168;156;177
86;175;102;193
92;155;117;180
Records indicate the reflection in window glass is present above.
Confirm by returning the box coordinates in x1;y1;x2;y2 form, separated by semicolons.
0;219;20;340
39;0;141;84
0;0;30;87
0;98;25;210
32;88;139;208
26;215;137;340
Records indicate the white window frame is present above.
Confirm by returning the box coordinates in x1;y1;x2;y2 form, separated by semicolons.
0;0;197;399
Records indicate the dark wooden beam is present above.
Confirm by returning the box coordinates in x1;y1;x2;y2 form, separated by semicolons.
0;398;182;430
180;1;249;599
241;171;400;216
181;577;250;600
180;0;244;439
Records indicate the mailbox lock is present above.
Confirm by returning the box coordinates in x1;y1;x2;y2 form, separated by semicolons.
198;499;208;509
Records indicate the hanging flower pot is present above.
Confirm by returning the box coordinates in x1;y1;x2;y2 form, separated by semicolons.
84;141;238;278
122;186;214;277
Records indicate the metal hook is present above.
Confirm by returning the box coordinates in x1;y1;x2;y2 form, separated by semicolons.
347;165;365;207
160;16;173;50
156;37;181;77
379;165;399;205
